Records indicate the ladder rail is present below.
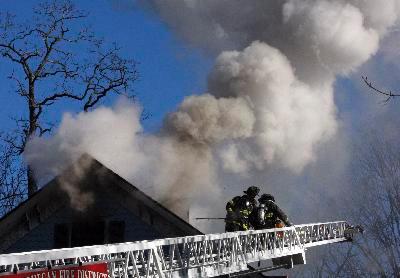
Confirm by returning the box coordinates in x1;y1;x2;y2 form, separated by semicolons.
0;221;351;278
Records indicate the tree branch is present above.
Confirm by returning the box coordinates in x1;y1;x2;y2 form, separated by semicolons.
362;76;400;103
0;0;139;199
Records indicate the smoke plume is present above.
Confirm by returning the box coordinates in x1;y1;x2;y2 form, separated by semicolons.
25;101;218;218
24;0;400;229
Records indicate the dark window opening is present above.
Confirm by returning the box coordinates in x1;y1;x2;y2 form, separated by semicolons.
71;221;105;247
54;224;69;248
53;219;126;248
108;221;125;243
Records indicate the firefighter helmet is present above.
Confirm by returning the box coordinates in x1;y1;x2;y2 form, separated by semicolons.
259;193;275;203
243;186;260;198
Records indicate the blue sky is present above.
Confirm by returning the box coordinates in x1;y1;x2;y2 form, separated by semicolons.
0;0;213;133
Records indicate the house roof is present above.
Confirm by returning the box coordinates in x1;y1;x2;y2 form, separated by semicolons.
0;154;202;252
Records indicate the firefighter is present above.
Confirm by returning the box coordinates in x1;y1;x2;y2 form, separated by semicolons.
225;197;253;231
242;186;260;211
225;186;260;232
225;196;241;232
251;193;292;230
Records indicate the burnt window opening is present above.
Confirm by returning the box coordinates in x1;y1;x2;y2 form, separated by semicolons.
71;221;105;247
108;221;125;243
54;223;69;248
53;220;125;248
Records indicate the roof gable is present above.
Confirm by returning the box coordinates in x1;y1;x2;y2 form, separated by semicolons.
0;154;201;252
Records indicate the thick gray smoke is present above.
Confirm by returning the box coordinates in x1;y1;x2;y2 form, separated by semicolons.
24;0;400;231
144;0;398;78
25;101;219;219
166;41;337;173
157;0;400;173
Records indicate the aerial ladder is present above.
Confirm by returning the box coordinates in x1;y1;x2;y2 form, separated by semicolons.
0;221;362;278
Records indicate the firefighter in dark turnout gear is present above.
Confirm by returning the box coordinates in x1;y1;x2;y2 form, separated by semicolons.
225;196;241;232
242;186;259;211
250;193;292;230
225;186;260;232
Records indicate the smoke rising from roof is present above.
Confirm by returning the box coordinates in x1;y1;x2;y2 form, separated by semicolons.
24;0;400;229
165;94;255;144
25;101;219;219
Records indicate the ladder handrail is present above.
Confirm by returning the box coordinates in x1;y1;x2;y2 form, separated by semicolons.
0;221;345;264
0;221;352;278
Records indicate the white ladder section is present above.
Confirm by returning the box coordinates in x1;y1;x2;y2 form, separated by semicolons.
0;221;357;278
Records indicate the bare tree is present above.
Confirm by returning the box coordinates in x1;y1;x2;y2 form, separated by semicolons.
0;133;26;216
0;0;138;200
349;138;400;276
301;135;400;277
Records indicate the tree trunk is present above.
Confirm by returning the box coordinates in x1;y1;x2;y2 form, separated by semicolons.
27;166;37;196
27;82;37;196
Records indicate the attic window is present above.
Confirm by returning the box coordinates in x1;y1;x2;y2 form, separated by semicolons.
53;220;125;248
71;221;105;247
108;221;125;243
54;224;69;248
